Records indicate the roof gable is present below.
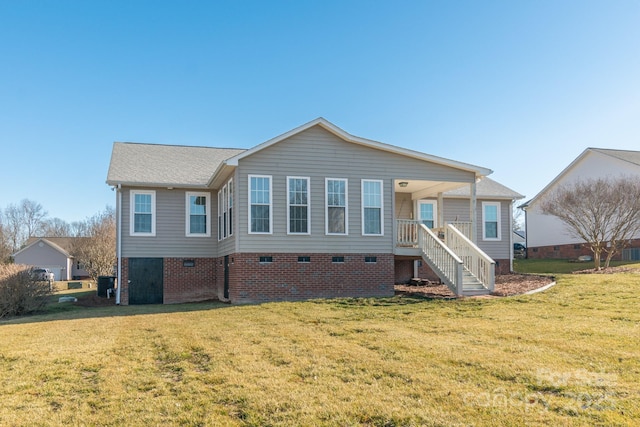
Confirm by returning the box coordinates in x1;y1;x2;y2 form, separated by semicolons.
13;237;73;258
106;118;494;189
521;147;640;208
224;117;493;177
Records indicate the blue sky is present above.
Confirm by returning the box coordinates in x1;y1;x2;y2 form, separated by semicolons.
1;0;639;224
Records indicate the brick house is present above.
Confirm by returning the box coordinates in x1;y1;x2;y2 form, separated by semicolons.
106;118;523;304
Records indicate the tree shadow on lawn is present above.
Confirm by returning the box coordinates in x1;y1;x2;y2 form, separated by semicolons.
0;292;231;325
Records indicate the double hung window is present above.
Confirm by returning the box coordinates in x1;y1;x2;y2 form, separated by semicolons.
130;190;155;236
482;202;501;240
186;192;210;237
362;180;383;235
326;178;347;234
287;177;310;234
249;175;272;234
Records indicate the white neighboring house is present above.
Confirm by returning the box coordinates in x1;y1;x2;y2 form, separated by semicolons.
521;148;640;260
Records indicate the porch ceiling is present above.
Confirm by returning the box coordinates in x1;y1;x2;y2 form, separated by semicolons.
394;180;470;199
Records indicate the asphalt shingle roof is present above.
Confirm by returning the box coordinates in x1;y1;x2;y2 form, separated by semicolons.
106;142;246;187
591;148;640;167
444;177;524;199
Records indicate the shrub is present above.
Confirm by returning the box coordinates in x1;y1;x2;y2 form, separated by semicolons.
0;265;54;318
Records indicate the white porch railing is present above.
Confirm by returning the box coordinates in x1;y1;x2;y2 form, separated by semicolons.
396;219;419;247
417;224;464;295
448;221;472;241
395;220;494;295
444;223;495;292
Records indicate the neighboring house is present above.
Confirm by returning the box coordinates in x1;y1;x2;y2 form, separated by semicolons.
13;237;90;280
513;230;526;245
521;148;640;260
106;118;523;305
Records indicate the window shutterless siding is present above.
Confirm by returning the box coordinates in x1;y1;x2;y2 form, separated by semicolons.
185;191;211;237
482;202;501;241
233;126;476;254
287;176;310;234
227;178;234;237
362;179;383;235
326;178;348;235
130;190;156;236
122;188;216;258
249;175;272;234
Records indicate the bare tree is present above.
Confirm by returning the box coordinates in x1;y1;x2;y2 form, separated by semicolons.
512;206;525;232
20;199;48;238
71;207;116;282
540;176;640;270
42;218;72;237
2;199;49;252
3;203;25;253
0;221;13;263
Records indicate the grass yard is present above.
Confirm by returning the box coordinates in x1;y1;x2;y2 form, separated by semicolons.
0;266;639;426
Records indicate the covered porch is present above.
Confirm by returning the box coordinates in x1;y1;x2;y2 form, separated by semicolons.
391;178;495;296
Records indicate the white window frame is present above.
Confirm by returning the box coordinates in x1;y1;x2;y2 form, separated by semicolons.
185;191;211;237
130;190;156;236
287;176;311;235
222;184;228;238
248;174;273;234
227;178;234;237
361;179;383;236
482;201;501;241
325;178;348;235
217;190;223;241
417;200;437;229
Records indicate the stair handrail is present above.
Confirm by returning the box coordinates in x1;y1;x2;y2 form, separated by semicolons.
445;223;495;291
417;224;464;295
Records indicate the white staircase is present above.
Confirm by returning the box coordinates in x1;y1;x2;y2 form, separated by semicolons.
417;223;494;296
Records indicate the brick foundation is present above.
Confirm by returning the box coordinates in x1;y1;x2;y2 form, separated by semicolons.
119;252;513;305
226;253;396;304
164;258;217;304
118;257;217;305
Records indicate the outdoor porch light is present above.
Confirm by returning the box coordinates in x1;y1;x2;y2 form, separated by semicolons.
399;181;408;188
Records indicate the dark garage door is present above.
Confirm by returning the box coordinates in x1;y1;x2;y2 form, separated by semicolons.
128;258;163;304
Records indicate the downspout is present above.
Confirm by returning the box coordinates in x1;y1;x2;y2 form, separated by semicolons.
470;180;477;243
116;184;122;305
509;200;514;272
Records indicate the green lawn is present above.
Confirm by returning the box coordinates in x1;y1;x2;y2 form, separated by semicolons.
1;266;639;426
514;258;639;275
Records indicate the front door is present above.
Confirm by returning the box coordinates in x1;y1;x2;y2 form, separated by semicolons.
417;200;437;229
128;258;163;304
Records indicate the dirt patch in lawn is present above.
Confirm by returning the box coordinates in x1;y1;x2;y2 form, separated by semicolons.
395;273;555;298
73;294;118;307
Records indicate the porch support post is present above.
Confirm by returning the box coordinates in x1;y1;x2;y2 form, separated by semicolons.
437;192;444;228
470;180;477;243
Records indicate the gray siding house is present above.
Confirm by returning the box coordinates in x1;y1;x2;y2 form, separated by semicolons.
107;118;522;305
13;237;90;281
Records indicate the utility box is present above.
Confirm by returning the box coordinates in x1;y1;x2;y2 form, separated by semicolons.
97;276;117;298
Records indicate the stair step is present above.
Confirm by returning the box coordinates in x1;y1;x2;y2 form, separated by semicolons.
462;288;492;296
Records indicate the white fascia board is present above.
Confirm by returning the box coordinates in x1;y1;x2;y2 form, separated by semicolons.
524;148;593;209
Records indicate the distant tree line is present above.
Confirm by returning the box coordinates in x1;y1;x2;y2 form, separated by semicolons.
0;199;115;280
